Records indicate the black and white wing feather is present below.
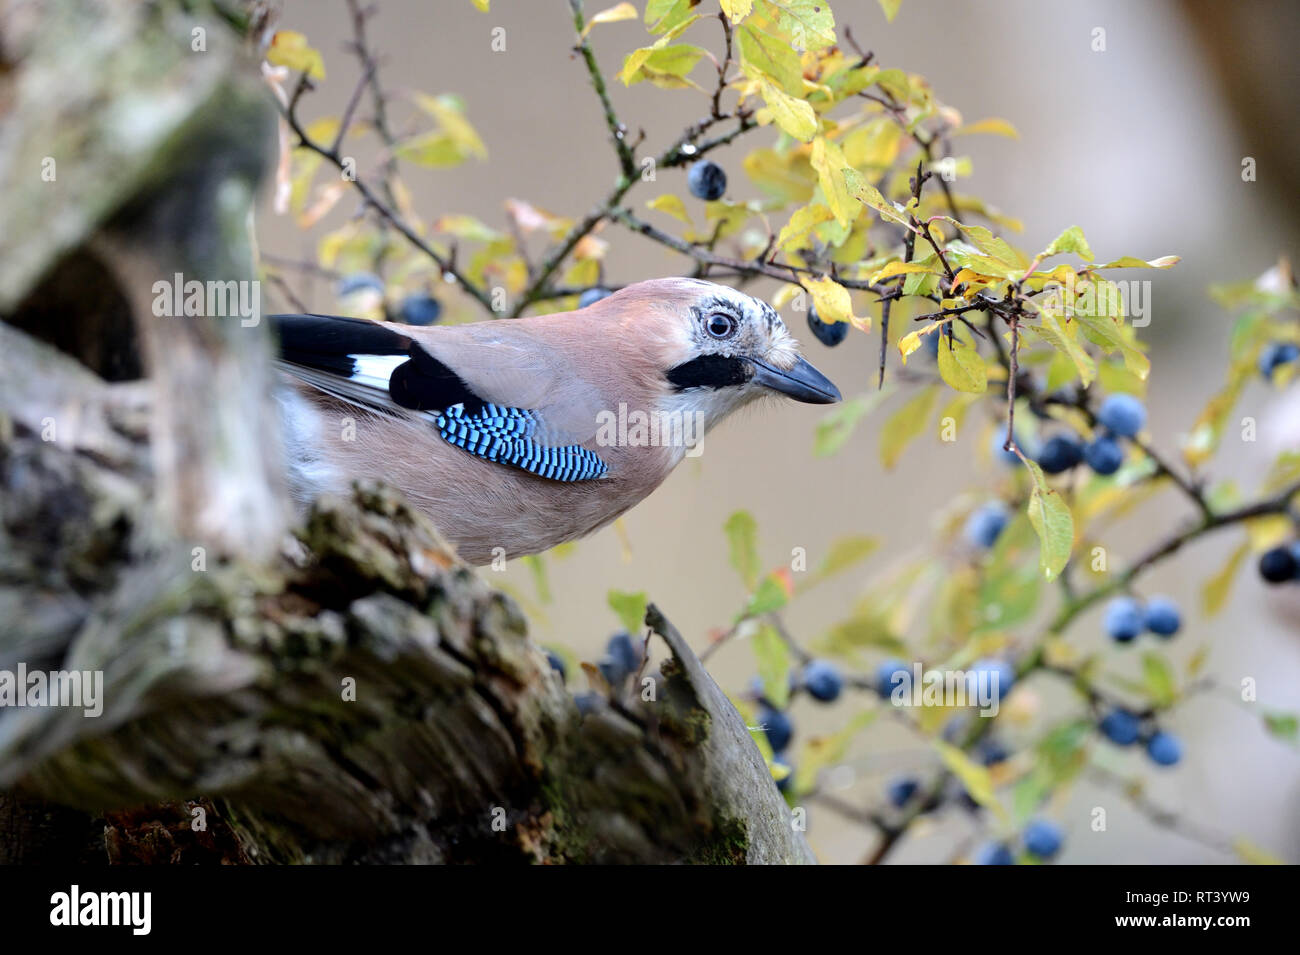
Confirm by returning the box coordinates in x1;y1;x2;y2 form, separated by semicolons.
271;313;608;482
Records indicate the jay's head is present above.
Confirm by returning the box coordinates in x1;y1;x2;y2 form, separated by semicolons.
592;278;841;421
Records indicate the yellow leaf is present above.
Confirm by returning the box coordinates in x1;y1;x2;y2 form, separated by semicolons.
847;177;912;228
810;137;861;228
805;275;864;330
878;0;903;22
646;193;692;225
842;118;903;170
394;131;465;168
936;328;988;394
721;0;754;21
869;260;938;284
471;0;489;11
1201;538;1250;617
432;214;501;242
1246;513;1294;551
1234;837;1285;865
581;2;638;37
267;30;325;80
749;72;818;142
775;203;834;250
744;147;816;203
899;322;940;363
411;94;488;160
955;117;1019;139
934;741;1007;823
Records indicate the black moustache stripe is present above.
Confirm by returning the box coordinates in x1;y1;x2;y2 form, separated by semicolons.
665;354;750;391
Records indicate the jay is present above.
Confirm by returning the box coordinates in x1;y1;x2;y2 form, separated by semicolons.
272;277;840;565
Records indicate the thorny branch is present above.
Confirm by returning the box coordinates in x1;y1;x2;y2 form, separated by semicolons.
279;71;496;312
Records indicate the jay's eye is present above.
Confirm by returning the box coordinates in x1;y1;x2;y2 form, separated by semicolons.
705;312;737;339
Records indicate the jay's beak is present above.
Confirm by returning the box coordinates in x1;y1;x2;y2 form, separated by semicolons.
750;356;842;404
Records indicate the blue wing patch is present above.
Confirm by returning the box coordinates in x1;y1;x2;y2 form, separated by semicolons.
436;403;608;482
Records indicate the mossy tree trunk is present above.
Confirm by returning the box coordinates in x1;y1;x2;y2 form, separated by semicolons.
0;0;812;865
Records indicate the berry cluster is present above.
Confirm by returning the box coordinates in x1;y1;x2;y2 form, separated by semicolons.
335;273;444;325
1103;595;1181;643
1039;394;1146;477
1098;708;1182;766
748;659;848;782
974;818;1064;865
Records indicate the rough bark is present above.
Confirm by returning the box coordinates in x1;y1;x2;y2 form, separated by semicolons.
0;0;814;865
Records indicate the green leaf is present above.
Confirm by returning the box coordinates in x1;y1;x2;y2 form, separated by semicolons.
1140;652;1177;707
978;552;1042;632
623;43;705;86
607;590;648;635
746;572;791;617
724;510;760;589
878;0;903;21
820;607;905;655
736;24;803;94
879;385;938;469
814;388;892;457
1095;255;1180;270
936;327;988;394
1031;305;1096;387
935;218;1028;271
1262;710;1298;746
645;0;694;33
1023;458;1074;580
1042;225;1093;262
812;536;880;582
1071;289;1154;379
753;623;792;708
759;0;837;51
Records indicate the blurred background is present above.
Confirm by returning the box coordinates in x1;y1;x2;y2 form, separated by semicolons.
264;0;1300;862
